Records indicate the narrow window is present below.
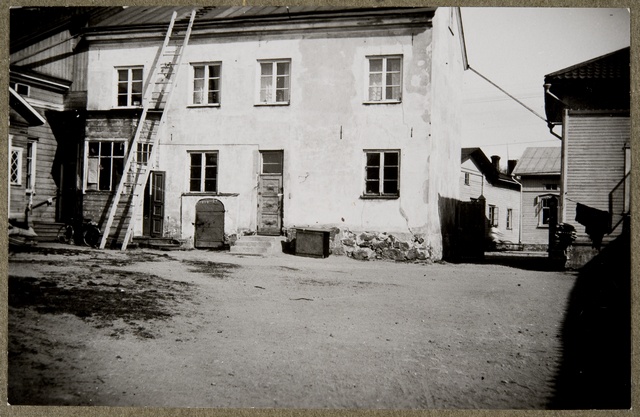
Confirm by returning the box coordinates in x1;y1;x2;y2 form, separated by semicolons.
544;184;558;190
537;196;552;227
10;147;23;186
506;208;513;230
464;172;470;186
136;143;153;165
364;150;400;197
367;56;402;102
189;152;218;192
192;63;221;105
116;67;143;107
86;141;126;191
488;205;499;227
10;82;30;96
258;60;290;104
25;140;37;192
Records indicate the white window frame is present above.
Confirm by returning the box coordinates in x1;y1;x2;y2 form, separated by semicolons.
84;140;127;192
190;62;221;106
488;205;499;227
188;151;218;193
536;195;555;228
10;82;30;96
363;150;400;198
365;55;403;103
10;147;23;186
506;208;513;230
25;140;37;193
256;59;291;105
115;66;144;108
464;172;470;186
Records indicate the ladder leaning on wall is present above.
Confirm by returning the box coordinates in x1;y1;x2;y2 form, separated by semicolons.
99;9;196;250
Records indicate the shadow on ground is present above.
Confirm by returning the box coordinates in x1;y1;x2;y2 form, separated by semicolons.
449;253;566;272
549;225;631;409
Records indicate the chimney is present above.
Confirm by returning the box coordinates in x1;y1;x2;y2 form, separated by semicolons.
491;155;501;171
507;160;518;175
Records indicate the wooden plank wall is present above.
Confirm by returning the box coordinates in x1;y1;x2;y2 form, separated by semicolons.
520;176;560;246
563;114;630;244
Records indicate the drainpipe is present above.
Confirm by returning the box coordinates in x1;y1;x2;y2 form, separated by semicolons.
511;175;523;244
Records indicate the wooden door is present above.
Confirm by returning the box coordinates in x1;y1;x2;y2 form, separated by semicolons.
143;171;165;237
257;151;283;236
195;199;225;248
455;197;486;259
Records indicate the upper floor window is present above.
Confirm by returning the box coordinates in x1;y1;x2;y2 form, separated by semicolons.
464;172;470;186
189;151;218;192
191;63;221;106
258;59;290;105
86;140;126;191
366;56;402;103
544;184;558;190
116;67;143;107
536;195;557;227
10;147;22;186
364;150;400;198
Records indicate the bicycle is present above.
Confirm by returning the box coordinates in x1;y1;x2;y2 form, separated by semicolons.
57;218;102;248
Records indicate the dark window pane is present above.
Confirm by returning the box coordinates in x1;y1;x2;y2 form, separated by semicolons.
209;78;219;92
100;142;112;155
204;179;216;192
387;58;401;72
118;82;128;94
260;63;273;76
190;166;201;179
366;180;379;194
367;167;380;180
276;62;289;76
190;179;201;192
384;166;398;180
132;68;143;81
112;158;124;187
114;142;125;156
194;66;205;78
205;167;217;180
208;91;219;104
383;180;398;194
205;153;217;166
369;59;382;72
117;95;127;107
191;153;202;166
384;152;399;166
99;157;112;190
387;87;401;100
209;65;220;78
88;142;100;156
366;153;380;167
118;70;128;82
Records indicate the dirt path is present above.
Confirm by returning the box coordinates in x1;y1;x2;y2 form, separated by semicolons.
7;244;576;409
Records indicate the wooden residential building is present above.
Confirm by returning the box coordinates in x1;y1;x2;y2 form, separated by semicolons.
544;47;630;266
512;146;561;250
460;148;521;245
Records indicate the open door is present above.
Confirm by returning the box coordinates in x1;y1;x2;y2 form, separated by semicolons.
257;151;283;236
143;171;165;237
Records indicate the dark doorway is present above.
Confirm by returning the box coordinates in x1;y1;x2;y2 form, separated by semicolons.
143;171;165;237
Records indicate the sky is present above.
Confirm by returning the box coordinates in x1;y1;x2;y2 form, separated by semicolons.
459;8;630;168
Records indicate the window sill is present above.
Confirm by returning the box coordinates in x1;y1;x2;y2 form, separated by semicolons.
187;104;220;108
363;100;402;105
113;106;143;110
537;225;550;229
360;194;400;200
254;102;290;107
182;192;239;197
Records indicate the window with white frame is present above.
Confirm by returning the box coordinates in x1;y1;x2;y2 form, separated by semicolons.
364;150;400;197
10;82;30;96
258;60;290;104
189;151;218;192
10;147;23;186
25;140;37;192
136;143;153;165
488;205;499;227
86;141;126;191
191;63;221;105
506;208;513;230
536;195;555;227
464;172;470;186
366;56;402;103
116;67;143;107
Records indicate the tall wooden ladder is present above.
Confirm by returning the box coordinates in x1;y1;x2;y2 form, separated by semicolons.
99;9;196;250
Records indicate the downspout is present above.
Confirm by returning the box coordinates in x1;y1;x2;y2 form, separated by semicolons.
511;175;523;244
543;83;565;140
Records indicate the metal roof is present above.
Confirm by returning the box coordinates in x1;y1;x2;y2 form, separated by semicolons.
92;6;428;28
512;147;561;176
545;47;629;81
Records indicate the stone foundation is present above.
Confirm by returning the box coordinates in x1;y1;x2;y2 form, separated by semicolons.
286;227;433;262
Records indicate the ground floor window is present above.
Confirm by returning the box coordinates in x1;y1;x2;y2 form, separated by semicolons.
25;140;37;192
10;147;22;186
488;205;499;227
537;195;554;227
86;140;126;191
364;150;400;197
189;151;218;192
506;208;513;230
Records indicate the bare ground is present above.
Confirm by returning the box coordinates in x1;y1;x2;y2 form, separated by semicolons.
7;244;577;409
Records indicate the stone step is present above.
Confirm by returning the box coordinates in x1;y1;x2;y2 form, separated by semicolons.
230;235;285;255
229;245;270;255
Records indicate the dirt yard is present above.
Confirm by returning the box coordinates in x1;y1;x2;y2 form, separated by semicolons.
7;244;577;409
